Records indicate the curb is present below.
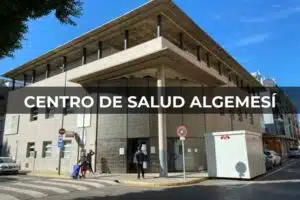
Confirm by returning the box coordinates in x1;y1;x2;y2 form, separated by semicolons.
118;177;209;187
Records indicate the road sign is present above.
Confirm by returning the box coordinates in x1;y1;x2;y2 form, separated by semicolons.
180;136;185;141
57;134;64;148
177;125;188;138
59;128;66;135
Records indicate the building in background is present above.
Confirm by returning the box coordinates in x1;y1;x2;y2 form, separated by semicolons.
251;71;299;158
0;78;23;156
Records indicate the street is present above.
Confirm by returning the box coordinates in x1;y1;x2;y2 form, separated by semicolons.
1;159;300;200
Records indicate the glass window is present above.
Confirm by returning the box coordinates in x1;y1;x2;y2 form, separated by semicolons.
30;107;38;121
42;141;52;158
26;142;35;158
61;140;72;158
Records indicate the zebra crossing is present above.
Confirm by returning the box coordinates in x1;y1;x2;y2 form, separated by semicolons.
0;177;119;200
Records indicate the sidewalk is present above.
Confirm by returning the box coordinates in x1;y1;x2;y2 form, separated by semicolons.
95;172;209;187
27;171;208;187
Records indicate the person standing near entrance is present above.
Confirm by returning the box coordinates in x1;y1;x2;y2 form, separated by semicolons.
87;149;95;175
134;147;146;179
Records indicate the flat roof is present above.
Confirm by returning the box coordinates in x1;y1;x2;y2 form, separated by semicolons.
3;0;262;86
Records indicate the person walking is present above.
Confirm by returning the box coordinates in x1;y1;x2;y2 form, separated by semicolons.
134;147;146;179
86;149;95;174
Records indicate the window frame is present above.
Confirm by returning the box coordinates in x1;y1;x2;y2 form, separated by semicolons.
26;142;35;158
42;141;52;158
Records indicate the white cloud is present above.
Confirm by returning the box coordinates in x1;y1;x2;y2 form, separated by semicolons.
236;33;270;46
241;6;300;23
213;14;221;20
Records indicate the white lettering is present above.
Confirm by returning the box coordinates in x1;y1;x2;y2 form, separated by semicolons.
190;97;202;108
212;96;223;108
24;96;35;108
128;96;137;108
99;96;112;108
82;96;94;108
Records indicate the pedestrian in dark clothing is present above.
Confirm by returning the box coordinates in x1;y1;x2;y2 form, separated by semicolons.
134;148;145;179
78;154;88;178
87;149;95;174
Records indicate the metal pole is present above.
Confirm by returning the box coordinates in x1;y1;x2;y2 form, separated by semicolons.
182;139;186;180
58;62;67;175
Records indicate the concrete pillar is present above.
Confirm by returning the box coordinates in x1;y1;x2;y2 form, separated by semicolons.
23;74;27;87
157;15;162;37
179;33;183;49
82;48;87;65
98;41;103;59
196;45;201;61
31;70;36;84
218;62;222;75
62;56;67;72
157;65;168;177
12;78;15;90
45;64;50;78
124;30;129;50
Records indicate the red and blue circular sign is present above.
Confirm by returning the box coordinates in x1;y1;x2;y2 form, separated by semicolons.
177;125;188;137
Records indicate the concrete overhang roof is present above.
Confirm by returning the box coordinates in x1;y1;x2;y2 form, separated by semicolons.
68;37;227;86
3;0;261;87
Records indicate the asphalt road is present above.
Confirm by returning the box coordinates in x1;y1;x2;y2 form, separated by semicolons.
1;159;300;200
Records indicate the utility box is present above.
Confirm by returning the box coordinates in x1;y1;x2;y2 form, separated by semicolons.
205;130;266;179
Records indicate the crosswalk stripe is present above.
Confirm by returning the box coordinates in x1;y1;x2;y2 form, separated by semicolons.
0;193;19;200
87;179;119;185
13;182;69;194
0;186;46;198
50;179;105;188
33;180;89;191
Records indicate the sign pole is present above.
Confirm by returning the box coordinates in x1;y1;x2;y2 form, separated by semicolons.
182;138;186;180
57;128;65;175
177;125;187;181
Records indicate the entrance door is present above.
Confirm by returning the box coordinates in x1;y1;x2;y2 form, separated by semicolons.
127;138;149;173
167;138;183;172
174;139;183;171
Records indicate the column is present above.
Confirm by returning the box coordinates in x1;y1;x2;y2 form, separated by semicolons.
157;14;162;37
62;56;67;72
157;65;168;177
124;30;129;50
12;78;15;90
31;70;36;84
23;74;27;87
179;33;183;49
196;45;201;61
82;47;87;65
45;64;50;78
98;41;103;59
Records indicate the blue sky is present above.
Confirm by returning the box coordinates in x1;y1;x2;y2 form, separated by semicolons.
1;0;300;86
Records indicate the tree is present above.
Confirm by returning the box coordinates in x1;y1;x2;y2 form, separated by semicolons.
0;0;83;59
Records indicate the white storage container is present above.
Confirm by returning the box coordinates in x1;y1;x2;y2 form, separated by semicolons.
205;130;266;179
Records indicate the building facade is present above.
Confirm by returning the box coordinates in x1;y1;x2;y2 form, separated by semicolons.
0;78;23;156
3;0;263;174
251;71;299;158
